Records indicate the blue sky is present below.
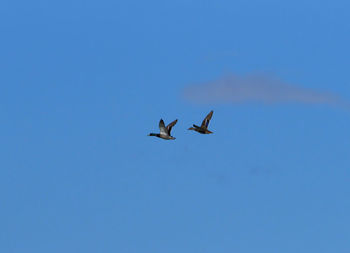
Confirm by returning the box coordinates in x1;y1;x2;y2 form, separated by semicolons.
1;0;350;252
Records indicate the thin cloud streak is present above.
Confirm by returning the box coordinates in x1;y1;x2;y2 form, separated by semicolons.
183;74;349;108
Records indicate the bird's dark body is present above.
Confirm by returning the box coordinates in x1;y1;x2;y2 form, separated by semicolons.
192;125;207;134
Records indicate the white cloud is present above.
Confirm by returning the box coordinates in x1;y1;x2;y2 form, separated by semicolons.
183;74;349;108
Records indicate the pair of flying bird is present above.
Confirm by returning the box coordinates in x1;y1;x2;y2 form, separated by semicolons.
148;111;214;140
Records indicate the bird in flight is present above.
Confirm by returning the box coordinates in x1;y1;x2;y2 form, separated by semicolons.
188;110;214;134
148;119;178;140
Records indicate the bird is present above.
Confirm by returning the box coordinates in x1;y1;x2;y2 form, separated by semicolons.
148;119;178;140
188;110;214;134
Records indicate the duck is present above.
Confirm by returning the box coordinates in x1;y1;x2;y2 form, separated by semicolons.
188;110;214;134
148;119;178;140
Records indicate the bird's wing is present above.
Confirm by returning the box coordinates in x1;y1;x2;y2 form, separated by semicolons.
201;110;213;128
166;119;178;135
159;119;168;135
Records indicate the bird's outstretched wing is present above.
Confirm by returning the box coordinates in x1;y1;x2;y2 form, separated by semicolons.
201;110;213;128
166;119;178;135
159;119;167;135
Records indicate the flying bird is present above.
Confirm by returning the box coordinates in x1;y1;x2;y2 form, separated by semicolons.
148;119;178;140
188;110;214;134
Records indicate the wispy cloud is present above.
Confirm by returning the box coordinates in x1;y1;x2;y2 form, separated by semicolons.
183;73;349;108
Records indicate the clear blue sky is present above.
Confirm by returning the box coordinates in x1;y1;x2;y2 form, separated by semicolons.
1;0;350;252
